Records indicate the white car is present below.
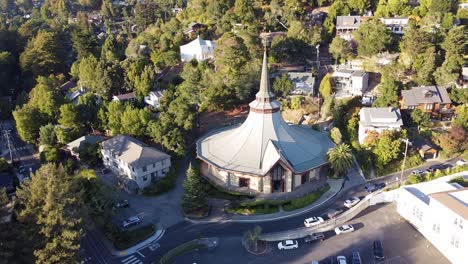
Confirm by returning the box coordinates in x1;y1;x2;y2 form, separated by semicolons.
277;240;299;250
411;169;425;175
122;216;141;228
335;224;355;235
304;216;324;227
456;159;466;167
344;197;360;208
337;255;347;264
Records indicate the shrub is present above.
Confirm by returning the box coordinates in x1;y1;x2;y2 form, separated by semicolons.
142;164;179;196
283;186;330;211
449;176;468;187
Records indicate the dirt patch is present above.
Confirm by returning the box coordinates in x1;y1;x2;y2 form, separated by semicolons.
197;105;249;136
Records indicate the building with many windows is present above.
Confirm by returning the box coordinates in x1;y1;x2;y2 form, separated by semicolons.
196;49;334;196
101;135;171;190
396;173;468;264
332;69;369;98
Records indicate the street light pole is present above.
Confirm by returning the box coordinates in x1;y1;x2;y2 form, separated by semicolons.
3;130;14;163
399;138;410;186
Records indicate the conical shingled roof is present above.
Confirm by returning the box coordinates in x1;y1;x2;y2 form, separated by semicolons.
197;49;334;176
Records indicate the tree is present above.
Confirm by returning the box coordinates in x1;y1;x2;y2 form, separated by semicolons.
134;65;155;100
181;163;208;213
329;36;351;64
330;127;342;144
13;105;43;144
327;143;353;177
362;130;380;148
449;88;468;105
59;104;81;130
399;26;432;68
19;30;66;79
76;143;101;166
372;75;399;107
290;96;302;110
0;51;16;96
28;75;63;120
15;164;84;263
78;55;99;90
372;130;401;167
319;74;332;99
120;105;152;138
39;124;57;146
41;147;59;163
411;108;431;129
0;157;9;171
272;73;293;97
412;46;436;85
101;34;124;62
348;0;371;14
243;225;262;252
353;19;392;57
437;125;467;156
452;105;468;129
434;26;467;85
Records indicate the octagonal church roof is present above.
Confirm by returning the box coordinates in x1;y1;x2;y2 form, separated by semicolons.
196;49;334;176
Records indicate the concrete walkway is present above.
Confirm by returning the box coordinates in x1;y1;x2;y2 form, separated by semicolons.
112;224;166;257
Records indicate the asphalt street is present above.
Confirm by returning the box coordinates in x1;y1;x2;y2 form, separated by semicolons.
108;157;461;264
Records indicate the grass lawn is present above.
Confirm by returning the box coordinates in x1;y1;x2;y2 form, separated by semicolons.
158;239;207;264
113;224;155;250
283;186;330;211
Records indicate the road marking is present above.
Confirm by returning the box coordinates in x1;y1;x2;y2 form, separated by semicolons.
121;255;142;264
136;251;145;258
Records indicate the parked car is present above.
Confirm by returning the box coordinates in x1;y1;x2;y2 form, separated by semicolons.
351;252;362;264
373;240;385;260
334;224;354;235
411;169;425;175
376;182;386;189
456;159;466;167
427;164;444;173
321;257;335;264
327;209;344;219
304;232;325;243
364;183;377;192
304;216;324;227
122;216;141;228
101;168;110;174
344;197;360;208
277;239;299;250
336;256;347;264
115;200;129;208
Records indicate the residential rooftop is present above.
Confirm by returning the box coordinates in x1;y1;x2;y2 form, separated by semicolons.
401;86;451;106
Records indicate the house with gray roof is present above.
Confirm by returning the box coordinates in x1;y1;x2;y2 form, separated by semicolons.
66;135;105;158
336;16;362;40
65;87;87;105
197;49;334;196
287;72;315;95
101;135;171;190
401;86;454;119
380;17;409;35
358;107;403;145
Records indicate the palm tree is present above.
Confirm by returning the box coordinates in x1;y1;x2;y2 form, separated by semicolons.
243;225;262;252
327;143;353;177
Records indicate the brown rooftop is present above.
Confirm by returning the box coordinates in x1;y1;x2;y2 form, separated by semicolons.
430;188;468;220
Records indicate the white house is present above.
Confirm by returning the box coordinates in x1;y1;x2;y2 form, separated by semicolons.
358;107;403;144
101;135;171;190
332;69;369;98
144;91;164;108
379;17;409;35
179;35;215;62
396;173;468;264
287;72;315;95
336;16;362;40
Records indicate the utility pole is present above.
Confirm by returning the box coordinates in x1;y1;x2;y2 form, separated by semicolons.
3;130;14;163
399;138;410;186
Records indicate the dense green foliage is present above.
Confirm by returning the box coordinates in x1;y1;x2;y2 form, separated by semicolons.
182;163;208;213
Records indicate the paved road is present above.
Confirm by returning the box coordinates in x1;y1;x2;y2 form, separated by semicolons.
89;157;461;264
176;203;449;264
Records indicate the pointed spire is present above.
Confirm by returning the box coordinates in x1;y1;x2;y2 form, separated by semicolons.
256;47;275;100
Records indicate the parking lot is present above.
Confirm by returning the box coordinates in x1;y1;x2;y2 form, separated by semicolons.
176;203;449;264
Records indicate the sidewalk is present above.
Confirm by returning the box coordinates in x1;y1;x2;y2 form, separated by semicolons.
112;223;166;257
186;178;345;224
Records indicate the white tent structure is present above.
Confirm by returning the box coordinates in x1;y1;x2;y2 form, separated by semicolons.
197;49;334;195
179;35;215;62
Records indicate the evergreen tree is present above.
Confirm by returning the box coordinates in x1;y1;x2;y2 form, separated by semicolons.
319;73;332;98
353;19;392;57
39;124;57;146
411;108;431;129
13;105;43;144
182;163;208;213
272;73;294;97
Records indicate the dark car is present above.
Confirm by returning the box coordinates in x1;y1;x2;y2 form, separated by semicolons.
376;182;386;190
304;232;325;243
351;252;362;264
427;164;444;173
373;240;385;260
320;257;335;264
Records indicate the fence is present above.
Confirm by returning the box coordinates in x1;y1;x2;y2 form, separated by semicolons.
258;189;389;242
